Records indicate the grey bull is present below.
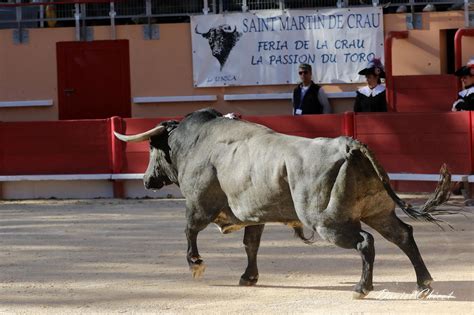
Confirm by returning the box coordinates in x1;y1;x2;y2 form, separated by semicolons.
114;108;451;299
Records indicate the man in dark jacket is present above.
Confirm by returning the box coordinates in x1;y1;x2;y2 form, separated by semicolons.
292;63;332;115
452;58;474;111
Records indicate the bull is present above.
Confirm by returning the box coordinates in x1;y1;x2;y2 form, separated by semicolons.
195;24;242;70
114;108;451;299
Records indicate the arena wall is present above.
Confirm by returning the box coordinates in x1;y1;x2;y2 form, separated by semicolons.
1;112;472;199
0;11;472;122
1;11;473;198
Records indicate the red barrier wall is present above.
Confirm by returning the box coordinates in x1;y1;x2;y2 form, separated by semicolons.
0;119;111;175
245;114;350;139
391;75;458;113
354;112;472;174
1;112;473;195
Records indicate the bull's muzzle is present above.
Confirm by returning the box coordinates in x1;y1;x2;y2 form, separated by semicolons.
144;174;164;190
144;175;173;190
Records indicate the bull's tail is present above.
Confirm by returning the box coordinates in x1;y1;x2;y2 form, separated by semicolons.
354;140;453;229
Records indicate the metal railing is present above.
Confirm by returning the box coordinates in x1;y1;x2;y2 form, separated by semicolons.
0;0;468;29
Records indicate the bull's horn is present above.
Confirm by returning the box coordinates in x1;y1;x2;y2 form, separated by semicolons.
114;125;166;142
194;24;205;35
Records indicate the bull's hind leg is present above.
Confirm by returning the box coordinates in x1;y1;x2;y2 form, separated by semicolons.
317;221;375;299
363;212;433;297
354;230;375;298
240;224;265;286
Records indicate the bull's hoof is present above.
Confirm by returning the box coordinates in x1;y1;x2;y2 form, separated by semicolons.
190;263;206;279
352;291;368;300
239;275;258;286
352;284;372;300
416;280;433;299
416;288;432;299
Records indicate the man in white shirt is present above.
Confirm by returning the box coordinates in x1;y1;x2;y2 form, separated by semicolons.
292;63;332;115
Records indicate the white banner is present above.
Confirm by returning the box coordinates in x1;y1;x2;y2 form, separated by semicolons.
191;7;384;87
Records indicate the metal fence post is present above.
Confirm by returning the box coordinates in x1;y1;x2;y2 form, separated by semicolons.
110;1;116;40
465;0;473;27
465;0;469;27
279;0;285;10
203;0;209;14
242;0;248;12
80;3;87;40
409;0;415;13
32;0;45;28
15;0;23;43
337;0;344;8
74;3;81;41
145;0;152;18
143;0;159;40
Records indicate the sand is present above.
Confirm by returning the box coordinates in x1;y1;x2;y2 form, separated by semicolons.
0;196;472;314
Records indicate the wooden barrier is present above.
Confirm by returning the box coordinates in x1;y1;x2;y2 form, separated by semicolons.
354;111;472;191
391;75;458;112
0;111;472;197
354;112;471;174
245;113;352;139
0;119;111;175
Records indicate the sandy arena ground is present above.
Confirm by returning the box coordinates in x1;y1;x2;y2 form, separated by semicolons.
0;196;473;314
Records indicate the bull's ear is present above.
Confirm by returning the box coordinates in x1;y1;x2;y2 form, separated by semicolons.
161;120;179;133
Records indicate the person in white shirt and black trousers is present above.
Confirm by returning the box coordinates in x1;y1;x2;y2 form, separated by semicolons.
354;59;388;113
292;63;332;115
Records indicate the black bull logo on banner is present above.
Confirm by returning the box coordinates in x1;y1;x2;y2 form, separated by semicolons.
195;24;243;71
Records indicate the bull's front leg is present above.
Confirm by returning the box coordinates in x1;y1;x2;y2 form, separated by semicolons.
185;204;215;279
240;224;265;286
185;224;207;279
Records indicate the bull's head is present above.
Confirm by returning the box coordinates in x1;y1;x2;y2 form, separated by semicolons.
195;24;242;70
114;121;179;190
195;24;237;39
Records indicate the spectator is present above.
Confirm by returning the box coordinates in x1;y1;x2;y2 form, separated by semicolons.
292;63;331;115
452;58;474;111
354;58;388;112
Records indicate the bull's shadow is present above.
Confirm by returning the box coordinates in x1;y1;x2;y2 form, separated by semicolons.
212;280;473;302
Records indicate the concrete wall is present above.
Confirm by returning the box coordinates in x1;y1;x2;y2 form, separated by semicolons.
385;12;473;75
1;180;183;199
0;11;472;122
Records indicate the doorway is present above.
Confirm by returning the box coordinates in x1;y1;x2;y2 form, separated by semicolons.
56;40;131;120
440;29;457;75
